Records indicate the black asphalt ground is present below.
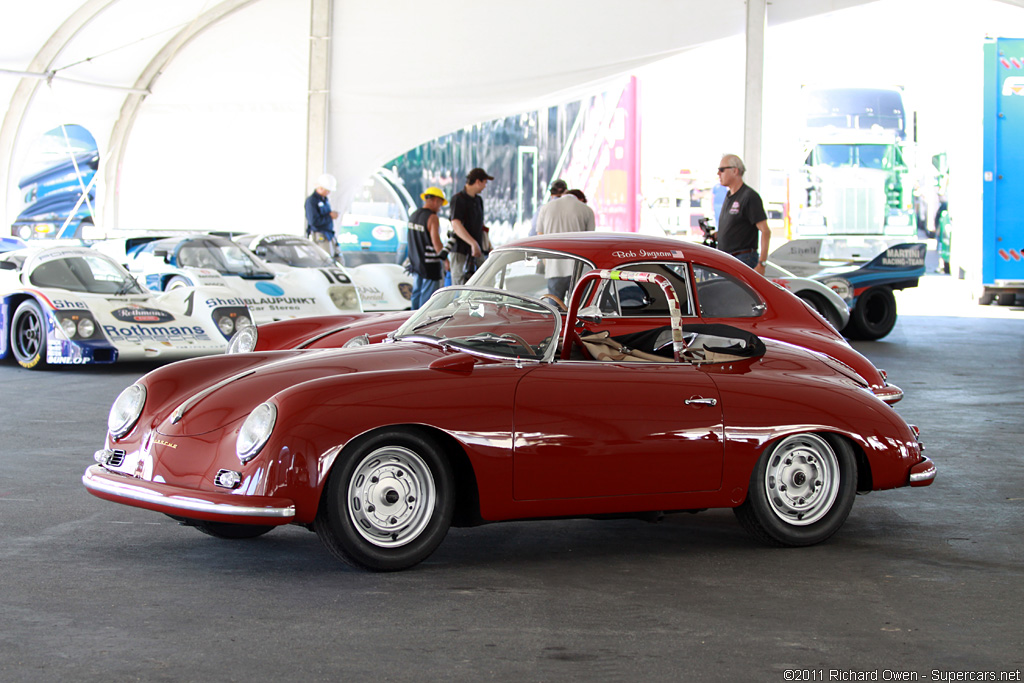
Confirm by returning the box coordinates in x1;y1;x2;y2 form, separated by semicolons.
1;274;1022;682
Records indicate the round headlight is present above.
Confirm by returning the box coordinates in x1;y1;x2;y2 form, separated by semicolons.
227;325;258;354
329;286;360;311
216;315;235;336
235;315;253;329
60;318;78;338
342;334;369;348
236;403;276;464
108;384;147;438
77;318;95;338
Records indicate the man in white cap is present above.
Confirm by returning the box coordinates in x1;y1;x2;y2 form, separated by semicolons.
305;173;340;256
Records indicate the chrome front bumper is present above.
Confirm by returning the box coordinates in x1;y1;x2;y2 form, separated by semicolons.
909;456;936;487
82;464;296;523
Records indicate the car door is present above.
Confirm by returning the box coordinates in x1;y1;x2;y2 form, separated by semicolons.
512;359;724;500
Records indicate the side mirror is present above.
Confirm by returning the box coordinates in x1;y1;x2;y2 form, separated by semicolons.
153;249;169;263
575;305;603;326
0;261;16;270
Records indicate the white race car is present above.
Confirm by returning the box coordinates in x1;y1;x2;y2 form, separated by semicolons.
111;234;362;323
764;261;851;332
236;233;412;311
0;245;251;369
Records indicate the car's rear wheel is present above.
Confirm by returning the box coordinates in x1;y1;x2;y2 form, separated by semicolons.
165;275;192;290
796;291;842;330
734;433;857;547
11;300;47;369
314;430;454;571
845;286;897;340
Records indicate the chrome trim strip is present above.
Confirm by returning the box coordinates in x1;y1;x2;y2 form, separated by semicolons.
171;369;256;423
82;467;295;519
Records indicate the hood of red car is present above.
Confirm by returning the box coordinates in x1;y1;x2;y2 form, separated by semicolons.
155;342;454;437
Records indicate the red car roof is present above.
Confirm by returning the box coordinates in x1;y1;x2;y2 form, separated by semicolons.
498;232;734;271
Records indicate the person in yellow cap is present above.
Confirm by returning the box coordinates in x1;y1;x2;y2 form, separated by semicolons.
407;186;448;308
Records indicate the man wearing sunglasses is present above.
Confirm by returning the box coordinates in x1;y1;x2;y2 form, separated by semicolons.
715;154;770;275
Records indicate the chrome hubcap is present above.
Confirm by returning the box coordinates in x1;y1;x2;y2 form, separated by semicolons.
764;434;839;526
347;446;435;548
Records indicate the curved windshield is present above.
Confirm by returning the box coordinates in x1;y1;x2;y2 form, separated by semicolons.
468;248;591;300
257;237;334;268
177;238;273;278
394;287;560;362
29;252;145;295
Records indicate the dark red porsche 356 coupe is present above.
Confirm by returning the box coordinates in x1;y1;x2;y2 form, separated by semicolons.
229;233;905;405
84;268;935;571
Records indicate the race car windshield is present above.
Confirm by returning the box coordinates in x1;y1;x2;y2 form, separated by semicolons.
259;238;334;267
30;253;146;295
394;287;560;362
177;239;274;279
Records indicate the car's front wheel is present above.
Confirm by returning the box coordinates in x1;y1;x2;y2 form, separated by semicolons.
314;430;454;571
11;300;47;369
734;433;857;547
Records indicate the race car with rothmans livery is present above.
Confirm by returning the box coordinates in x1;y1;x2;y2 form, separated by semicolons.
233;233;412;311
106;234;362;324
0;245;251;369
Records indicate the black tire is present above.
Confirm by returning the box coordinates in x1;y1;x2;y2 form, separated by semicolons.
190;520;275;539
796;291;842;330
996;292;1017;306
734;433;857;547
845;286;897;340
165;275;192;290
314;430;454;571
11;300;47;369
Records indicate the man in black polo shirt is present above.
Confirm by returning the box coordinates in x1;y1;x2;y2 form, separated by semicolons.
448;167;493;285
715;154;770;275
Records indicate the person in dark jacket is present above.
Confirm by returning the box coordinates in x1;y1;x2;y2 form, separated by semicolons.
305;173;339;257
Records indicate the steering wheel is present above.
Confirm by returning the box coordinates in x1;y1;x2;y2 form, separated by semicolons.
499;332;538;357
540;293;566;312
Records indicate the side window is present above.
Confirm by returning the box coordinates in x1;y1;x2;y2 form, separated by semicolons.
597;263;694;317
692;265;764;318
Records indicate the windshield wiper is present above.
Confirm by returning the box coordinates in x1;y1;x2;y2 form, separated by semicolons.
114;277;138;296
408;313;454;333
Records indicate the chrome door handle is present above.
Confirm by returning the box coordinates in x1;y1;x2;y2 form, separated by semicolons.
685;397;717;406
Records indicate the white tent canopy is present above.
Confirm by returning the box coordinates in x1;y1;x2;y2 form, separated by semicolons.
1;0;927;235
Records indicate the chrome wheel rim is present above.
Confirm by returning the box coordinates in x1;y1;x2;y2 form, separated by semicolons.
14;309;42;358
347;446;435;548
764;434;839;526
